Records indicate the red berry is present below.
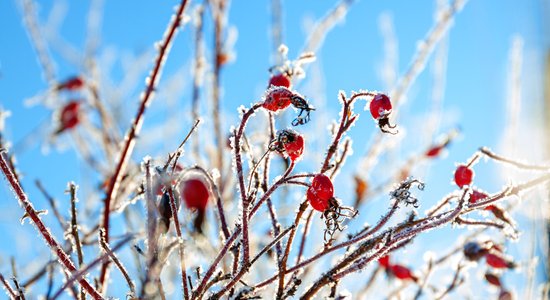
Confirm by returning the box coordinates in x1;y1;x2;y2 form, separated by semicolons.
180;178;209;211
485;252;515;269
425;146;443;158
369;93;392;120
389;264;417;281
378;255;391;268
268;73;291;88
57;76;85;91
283;134;304;161
454;165;474;188
484;273;502;287
262;87;293;112
306;174;334;212
58;101;80;133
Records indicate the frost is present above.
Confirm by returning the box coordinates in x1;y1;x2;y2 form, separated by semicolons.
211;168;221;182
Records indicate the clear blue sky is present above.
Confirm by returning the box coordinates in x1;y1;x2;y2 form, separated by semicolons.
0;0;547;298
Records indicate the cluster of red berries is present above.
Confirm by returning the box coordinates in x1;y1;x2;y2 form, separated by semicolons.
55;76;85;134
378;255;418;282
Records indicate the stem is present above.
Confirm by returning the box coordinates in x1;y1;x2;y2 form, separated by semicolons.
68;182;85;300
0;273;16;300
51;236;132;300
167;188;190;300
192;230;239;299
0;151;104;300
98;0;190;290
233;103;262;265
99;229;136;296
277;201;308;299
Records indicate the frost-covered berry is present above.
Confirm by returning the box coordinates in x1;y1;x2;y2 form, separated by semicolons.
454;165;474;188
269;129;305;161
369;93;396;134
262;87;294;112
306;174;334;212
262;87;315;126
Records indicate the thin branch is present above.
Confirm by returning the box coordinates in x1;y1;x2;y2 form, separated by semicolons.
35;179;66;231
98;0;190;290
479;147;550;171
0;149;104;300
0;273;16;300
250;225;296;266
99;229;136;297
167;187;190;300
51;236;132;300
68;182;85;300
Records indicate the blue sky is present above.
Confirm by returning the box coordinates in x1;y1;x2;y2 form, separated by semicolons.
0;0;548;298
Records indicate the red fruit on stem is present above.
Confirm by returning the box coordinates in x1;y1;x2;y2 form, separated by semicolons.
369;93;392;119
268;73;291;88
270;129;305;161
378;255;391;268
57;76;84;91
57;101;80;133
484;273;502;287
180;178;209;211
390;264;417;281
425;145;444;158
262;87;294;112
306;174;334;212
454;165;474;188
485;252;515;269
283;134;304;161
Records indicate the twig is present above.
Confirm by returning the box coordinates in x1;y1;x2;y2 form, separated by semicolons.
35;179;66;231
434;263;464;300
250;225;296;266
68;182;85;300
167;187;190;300
20;0;56;85
0;149;104;300
98;0;190;290
99;229;136;297
277;201;308;299
479;147;550;171
209;0;227;195
191;3;206;163
192;229;239;299
0;273;16;300
50;236;132;300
